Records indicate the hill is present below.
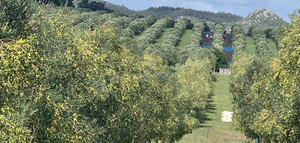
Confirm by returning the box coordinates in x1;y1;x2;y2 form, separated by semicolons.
238;8;288;31
99;0;136;16
74;1;287;31
79;0;242;23
100;2;288;31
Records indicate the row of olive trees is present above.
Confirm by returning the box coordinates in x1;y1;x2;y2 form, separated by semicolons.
231;25;272;141
122;16;157;38
249;26;272;58
136;18;174;51
231;24;246;51
150;19;192;66
74;12;117;29
211;23;227;70
173;21;216;140
162;19;192;46
189;21;205;46
103;16;133;32
230;16;299;143
212;23;225;51
265;28;283;49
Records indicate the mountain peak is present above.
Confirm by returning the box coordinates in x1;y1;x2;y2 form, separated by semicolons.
239;8;287;31
247;8;278;20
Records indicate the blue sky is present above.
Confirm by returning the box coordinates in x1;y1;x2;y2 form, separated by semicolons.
105;0;299;22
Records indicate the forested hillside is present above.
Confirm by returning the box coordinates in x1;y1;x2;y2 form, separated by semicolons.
137;7;243;23
0;1;298;143
80;0;243;23
74;0;287;29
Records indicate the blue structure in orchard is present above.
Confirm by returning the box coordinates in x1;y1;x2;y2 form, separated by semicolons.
200;32;235;67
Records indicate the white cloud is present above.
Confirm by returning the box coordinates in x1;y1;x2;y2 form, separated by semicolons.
213;0;249;4
182;1;216;12
152;0;178;7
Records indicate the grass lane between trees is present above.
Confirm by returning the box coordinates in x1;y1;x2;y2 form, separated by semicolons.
178;75;252;143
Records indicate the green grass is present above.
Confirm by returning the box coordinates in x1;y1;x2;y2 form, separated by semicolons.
246;36;256;55
177;29;193;48
156;28;173;44
177;75;252;143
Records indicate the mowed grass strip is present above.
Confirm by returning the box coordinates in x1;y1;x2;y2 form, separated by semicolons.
177;75;251;143
246;36;256;55
177;29;193;48
267;38;277;55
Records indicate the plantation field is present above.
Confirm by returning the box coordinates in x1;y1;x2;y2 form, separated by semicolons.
178;75;252;143
2;1;298;142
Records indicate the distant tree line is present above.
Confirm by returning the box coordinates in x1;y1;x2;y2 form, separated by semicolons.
138;6;243;23
37;0;113;12
37;0;74;7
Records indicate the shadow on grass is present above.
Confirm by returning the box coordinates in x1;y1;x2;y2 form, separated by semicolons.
194;96;216;127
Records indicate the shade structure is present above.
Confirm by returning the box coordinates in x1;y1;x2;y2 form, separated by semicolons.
202;31;214;35
224;47;234;52
200;45;212;49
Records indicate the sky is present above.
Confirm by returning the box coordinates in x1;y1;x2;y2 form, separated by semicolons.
105;0;299;22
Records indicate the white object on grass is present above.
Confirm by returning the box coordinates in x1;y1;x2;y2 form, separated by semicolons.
221;111;233;122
